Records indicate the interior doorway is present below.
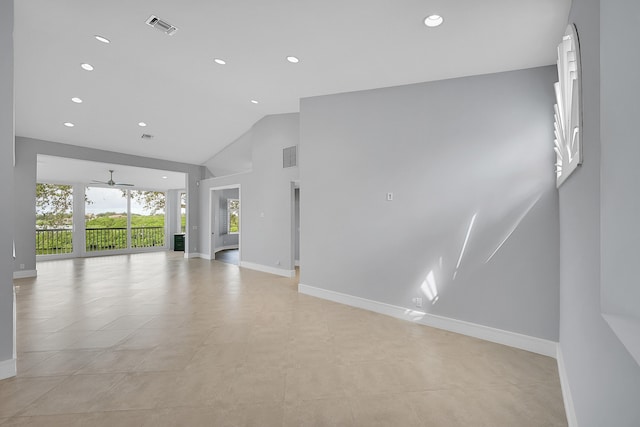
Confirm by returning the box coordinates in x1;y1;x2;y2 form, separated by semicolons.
209;185;241;263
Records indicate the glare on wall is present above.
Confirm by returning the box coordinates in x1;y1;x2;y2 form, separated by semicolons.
554;24;582;187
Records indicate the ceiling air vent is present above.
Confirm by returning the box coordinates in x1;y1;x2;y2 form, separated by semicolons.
145;15;178;35
141;134;154;140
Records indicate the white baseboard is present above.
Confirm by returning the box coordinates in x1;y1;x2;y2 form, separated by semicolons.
13;270;37;279
214;245;239;254
240;261;295;278
183;252;202;259
0;358;16;380
557;346;578;427
298;283;558;358
198;253;213;260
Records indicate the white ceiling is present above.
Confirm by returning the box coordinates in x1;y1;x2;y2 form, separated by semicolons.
15;0;571;166
37;155;186;191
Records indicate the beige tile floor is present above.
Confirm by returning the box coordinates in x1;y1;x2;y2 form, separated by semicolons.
1;252;567;426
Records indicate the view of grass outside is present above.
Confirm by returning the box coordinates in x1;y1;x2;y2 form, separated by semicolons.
85;187;128;251
37;184;168;255
228;199;239;234
130;190;165;248
36;183;74;255
85;187;166;251
180;192;186;233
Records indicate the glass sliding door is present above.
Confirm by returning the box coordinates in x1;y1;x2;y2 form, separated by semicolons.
85;187;128;252
130;190;165;248
84;187;167;252
35;183;74;255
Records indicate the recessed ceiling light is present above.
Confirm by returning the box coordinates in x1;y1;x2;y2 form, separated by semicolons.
138;122;147;127
214;58;226;65
250;100;259;104
81;63;94;71
94;35;110;44
64;122;75;127
162;176;168;179
286;56;299;63
71;97;83;104
424;15;444;27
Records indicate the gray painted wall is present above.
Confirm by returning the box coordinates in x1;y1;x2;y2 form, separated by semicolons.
200;114;299;271
558;0;640;425
204;128;253;177
14;137;205;272
300;66;560;340
0;0;14;365
600;0;640;319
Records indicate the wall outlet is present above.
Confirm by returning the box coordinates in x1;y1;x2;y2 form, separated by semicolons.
276;260;281;266
20;264;25;270
387;192;393;201
412;297;423;308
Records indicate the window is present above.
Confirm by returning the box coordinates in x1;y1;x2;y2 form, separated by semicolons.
84;187;166;251
85;187;128;251
180;192;186;233
228;199;239;234
130;190;165;248
35;183;74;255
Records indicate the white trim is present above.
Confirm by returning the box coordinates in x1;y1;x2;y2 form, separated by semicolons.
0;358;16;380
298;284;558;358
184;252;202;259
13;270;37;279
214;245;239;254
557;346;578;427
198;252;213;260
240;261;295;278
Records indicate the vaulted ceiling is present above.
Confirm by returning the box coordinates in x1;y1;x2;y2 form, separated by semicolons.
14;0;571;166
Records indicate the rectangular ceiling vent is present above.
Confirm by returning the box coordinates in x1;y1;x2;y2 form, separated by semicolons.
283;146;297;168
145;15;178;35
141;133;154;140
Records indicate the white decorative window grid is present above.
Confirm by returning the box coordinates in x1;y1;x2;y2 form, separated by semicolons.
554;24;582;187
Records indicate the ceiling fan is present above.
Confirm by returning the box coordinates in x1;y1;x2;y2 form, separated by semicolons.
91;169;134;187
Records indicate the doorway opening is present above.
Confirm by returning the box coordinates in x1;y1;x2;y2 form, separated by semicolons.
209;185;241;265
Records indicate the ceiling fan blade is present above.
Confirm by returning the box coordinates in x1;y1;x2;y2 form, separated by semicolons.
91;180;109;184
115;183;135;186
